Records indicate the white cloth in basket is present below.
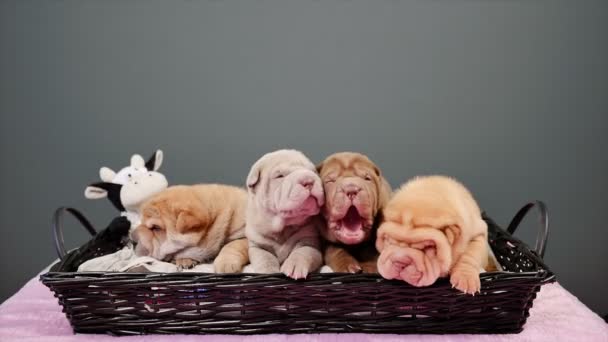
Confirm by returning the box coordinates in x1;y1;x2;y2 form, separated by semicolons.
78;245;334;273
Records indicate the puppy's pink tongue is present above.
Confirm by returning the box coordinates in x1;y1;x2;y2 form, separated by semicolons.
342;206;362;231
302;196;318;210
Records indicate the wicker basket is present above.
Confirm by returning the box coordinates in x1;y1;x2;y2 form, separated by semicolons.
41;201;555;335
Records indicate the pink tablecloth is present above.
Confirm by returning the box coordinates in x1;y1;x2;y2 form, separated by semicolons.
1;272;606;342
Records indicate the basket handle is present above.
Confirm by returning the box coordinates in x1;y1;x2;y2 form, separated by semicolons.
52;207;97;260
506;201;549;258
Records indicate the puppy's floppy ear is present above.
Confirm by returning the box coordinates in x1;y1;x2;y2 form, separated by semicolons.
175;211;202;233
474;218;488;237
443;224;461;245
246;162;262;193
372;164;382;177
377;175;392;212
315;162;324;174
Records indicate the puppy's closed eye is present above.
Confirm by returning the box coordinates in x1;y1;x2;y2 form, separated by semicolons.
271;169;286;179
149;225;162;232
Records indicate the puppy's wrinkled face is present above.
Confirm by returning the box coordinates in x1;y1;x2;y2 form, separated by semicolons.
247;149;324;225
318;152;391;245
376;219;457;287
375;178;484;287
131;197;210;262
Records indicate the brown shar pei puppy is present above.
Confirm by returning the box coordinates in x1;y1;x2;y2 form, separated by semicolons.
317;152;391;273
376;175;488;294
131;184;249;273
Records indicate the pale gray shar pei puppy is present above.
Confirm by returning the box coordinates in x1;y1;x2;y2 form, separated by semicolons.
245;149;325;279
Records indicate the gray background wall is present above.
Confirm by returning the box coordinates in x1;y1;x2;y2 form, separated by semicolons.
1;0;606;315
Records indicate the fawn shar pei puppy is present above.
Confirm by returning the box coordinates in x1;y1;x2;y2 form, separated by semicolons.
131;184;249;273
377;176;488;294
317;152;391;273
245;149;325;279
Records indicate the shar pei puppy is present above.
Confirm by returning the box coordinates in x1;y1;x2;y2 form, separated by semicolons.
317;152;391;273
245;149;325;279
376;175;489;294
132;184;249;273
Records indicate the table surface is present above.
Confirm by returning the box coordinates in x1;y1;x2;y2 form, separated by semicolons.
0;269;606;342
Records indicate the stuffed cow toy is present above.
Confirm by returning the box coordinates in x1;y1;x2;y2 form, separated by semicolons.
54;150;169;272
84;149;169;228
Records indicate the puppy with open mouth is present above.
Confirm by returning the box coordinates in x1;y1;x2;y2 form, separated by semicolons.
245;149;325;279
376;175;488;294
317;152;391;273
131;184;249;273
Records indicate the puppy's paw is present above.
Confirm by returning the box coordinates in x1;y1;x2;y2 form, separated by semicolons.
332;261;362;274
175;258;199;270
347;263;363;273
450;268;481;295
281;257;310;280
213;256;243;274
360;261;378;274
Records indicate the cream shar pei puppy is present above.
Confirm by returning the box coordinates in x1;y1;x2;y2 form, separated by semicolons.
132;184;249;273
245;149;325;279
377;175;488;294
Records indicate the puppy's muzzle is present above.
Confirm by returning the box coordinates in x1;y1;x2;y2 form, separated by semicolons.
299;177;315;190
377;229;452;287
288;170;324;206
342;183;361;200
